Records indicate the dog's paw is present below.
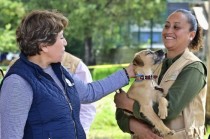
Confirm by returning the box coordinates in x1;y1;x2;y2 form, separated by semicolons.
158;97;168;119
154;128;175;137
158;108;168;119
168;130;175;135
159;130;175;137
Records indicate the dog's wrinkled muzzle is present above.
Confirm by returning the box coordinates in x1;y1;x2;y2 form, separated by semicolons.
155;49;165;57
154;49;165;64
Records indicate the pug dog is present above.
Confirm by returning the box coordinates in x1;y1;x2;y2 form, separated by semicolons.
126;49;174;136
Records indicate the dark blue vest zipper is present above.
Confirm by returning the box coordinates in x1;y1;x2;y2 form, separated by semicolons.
61;72;78;139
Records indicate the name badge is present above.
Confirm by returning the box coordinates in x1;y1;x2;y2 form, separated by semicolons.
65;78;74;87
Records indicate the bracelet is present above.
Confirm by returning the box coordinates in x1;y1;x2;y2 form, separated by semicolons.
123;68;130;81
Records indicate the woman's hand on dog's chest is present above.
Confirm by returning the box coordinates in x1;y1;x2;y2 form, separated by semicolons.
114;90;134;112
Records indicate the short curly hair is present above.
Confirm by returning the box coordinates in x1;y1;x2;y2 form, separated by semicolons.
16;9;68;56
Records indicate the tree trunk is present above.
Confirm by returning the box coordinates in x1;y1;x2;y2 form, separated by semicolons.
84;36;96;65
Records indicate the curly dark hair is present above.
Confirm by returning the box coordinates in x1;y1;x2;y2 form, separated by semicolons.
16;10;68;56
175;9;203;51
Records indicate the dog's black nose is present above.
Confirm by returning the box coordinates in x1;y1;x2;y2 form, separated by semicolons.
155;49;165;56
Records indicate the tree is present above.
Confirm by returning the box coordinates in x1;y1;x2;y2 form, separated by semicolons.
18;0;166;65
66;0;166;65
0;0;25;52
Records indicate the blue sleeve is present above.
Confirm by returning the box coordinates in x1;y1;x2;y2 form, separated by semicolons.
74;69;129;103
0;74;33;139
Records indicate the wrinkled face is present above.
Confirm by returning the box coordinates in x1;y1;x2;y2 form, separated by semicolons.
162;12;195;52
133;49;165;73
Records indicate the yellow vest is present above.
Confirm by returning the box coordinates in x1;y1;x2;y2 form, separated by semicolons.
154;49;207;139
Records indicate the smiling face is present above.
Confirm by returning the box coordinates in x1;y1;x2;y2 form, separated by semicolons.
162;12;196;53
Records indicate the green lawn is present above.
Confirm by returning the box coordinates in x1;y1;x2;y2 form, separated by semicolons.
88;93;130;139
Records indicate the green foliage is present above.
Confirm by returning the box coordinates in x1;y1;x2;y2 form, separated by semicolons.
19;0;166;62
0;0;25;52
0;0;25;27
0;24;17;52
92;66;122;80
205;126;210;139
0;0;167;63
65;37;85;59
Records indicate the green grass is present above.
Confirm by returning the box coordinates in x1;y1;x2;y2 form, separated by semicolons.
88;95;130;139
88;86;131;139
205;126;210;139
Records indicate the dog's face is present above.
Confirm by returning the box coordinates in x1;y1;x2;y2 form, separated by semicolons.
133;49;165;73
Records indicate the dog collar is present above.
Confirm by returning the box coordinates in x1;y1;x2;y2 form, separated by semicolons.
135;74;158;81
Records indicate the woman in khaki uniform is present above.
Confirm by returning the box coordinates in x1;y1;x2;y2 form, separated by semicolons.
114;9;207;139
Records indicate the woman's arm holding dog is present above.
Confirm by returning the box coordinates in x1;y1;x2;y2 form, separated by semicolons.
115;106;163;139
114;90;134;112
114;92;156;121
115;92;163;139
129;118;163;139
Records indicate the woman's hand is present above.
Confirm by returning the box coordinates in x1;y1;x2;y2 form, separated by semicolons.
125;63;135;78
130;118;163;139
114;89;134;112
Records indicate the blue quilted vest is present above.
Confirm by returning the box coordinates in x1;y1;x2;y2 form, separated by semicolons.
2;53;86;139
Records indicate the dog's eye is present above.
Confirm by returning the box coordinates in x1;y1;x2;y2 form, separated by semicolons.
146;51;153;55
133;63;137;66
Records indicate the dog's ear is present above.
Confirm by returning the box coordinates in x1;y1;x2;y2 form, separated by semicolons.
133;55;144;66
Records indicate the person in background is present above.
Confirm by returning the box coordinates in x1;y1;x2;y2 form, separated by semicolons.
0;9;134;139
62;51;96;135
114;9;207;139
